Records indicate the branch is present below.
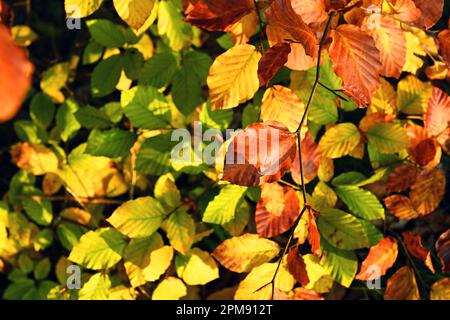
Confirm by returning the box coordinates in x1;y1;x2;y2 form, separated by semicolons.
259;11;337;300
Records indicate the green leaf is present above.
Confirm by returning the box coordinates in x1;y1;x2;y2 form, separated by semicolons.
14;120;48;144
82;40;104;65
86;128;136;158
317;209;383;250
18;254;34;273
102;102;123;124
22;198;53;226
91;54;123;97
79;273;111;300
121;86;171;130
86;19;126;48
136;133;176;175
154;174;181;210
3;279;35;300
122;48;144;80
68;227;127;270
56;100;81;142
30;93;55;129
165;210;195;254
320;239;357;288
140;51;179;88
335;186;385;220
202;185;248;225
107;197;166;238
332;172;367;187
172;65;203;115
199;101;233;130
56;222;88;251
157;1;192;52
308;98;338;125
183;50;213;80
34;258;51;280
367;123;409;154
74;106;112;129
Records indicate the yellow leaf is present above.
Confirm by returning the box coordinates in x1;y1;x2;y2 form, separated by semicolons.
65;0;104;18
11;25;38;47
368;78;398;115
163;210;195;254
175;248;219;285
212;233;280;273
11;143;59;176
40;63;70;103
152;277;187;300
303;254;333;293
260;85;305;132
319;123;361;159
207;44;261;110
430;278;450;300
113;0;157;30
397;75;432;114
79;273;111;300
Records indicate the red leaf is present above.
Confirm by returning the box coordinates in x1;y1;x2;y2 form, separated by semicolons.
436;229;450;273
184;0;254;31
291;132;321;185
329;24;382;107
356;237;398;281
424;87;450;152
409;138;439;167
413;0;444;29
222;121;297;186
287;247;309;286
307;207;321;256
386;164;419;193
0;24;33;122
402;231;435;273
265;0;318;59
258;43;291;87
255;183;300;237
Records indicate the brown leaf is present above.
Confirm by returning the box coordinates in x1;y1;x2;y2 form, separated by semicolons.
287;247;309;286
184;0;254;31
402;231;435;273
356;237;398;280
436;229;450;273
409;168;446;216
413;0;444;29
290;287;324;300
384;266;420;300
255;183;300;237
307;207;321;256
363;15;406;78
386;0;421;23
291;132;321;185
258;43;291;87
384;194;418;219
42;173;63;196
409;138;440;167
430;278;450;300
265;0;318;59
386;164;419;193
223;121;297;186
0;24;33;122
60;207;93;226
438;29;450;66
329;24;382;106
424;87;450;152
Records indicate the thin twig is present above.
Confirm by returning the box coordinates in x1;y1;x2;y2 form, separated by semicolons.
318;82;349;101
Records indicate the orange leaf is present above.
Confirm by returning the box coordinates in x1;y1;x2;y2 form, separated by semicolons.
291;132;321;185
356;237;398;281
384;194;418;219
438;29;450;66
363;15;406;78
184;0;254;31
307;207;321;256
258;43;291;87
402;231;435;273
290;287;324;300
409;168;446;216
0;24;33;122
228;10;258;45
386;0;421;24
424;87;450;152
386;164;419;193
291;0;328;28
359;112;396;133
287;247;309;286
223;121;297;186
255;183;300;237
329;24;382;106
265;0;318;59
413;0;444;29
436;229;450;273
384;266;420;300
408;138;440;167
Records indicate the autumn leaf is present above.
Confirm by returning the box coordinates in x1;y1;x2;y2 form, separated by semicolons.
260;85;304;132
362;15;406;78
424;87;450;152
384;194;418;220
356;237;398;281
386;164;419;193
287;247;309;286
409;168;446;216
413;0;444;29
438;29;450;66
228;10;258;45
402;231;435;273
291;132;321;185
113;0;157;29
430;278;450;300
319;123;362;159
222;121;297;186
436;229;450;273
307;207;321;256
0;24;33;122
255;183;300;238
329;24;382;106
10;143;59;176
265;0;318;59
207;44;261;110
384;266;420;300
258;44;291;87
212;233;280;273
291;0;328;28
184;0;254;31
383;0;421;23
